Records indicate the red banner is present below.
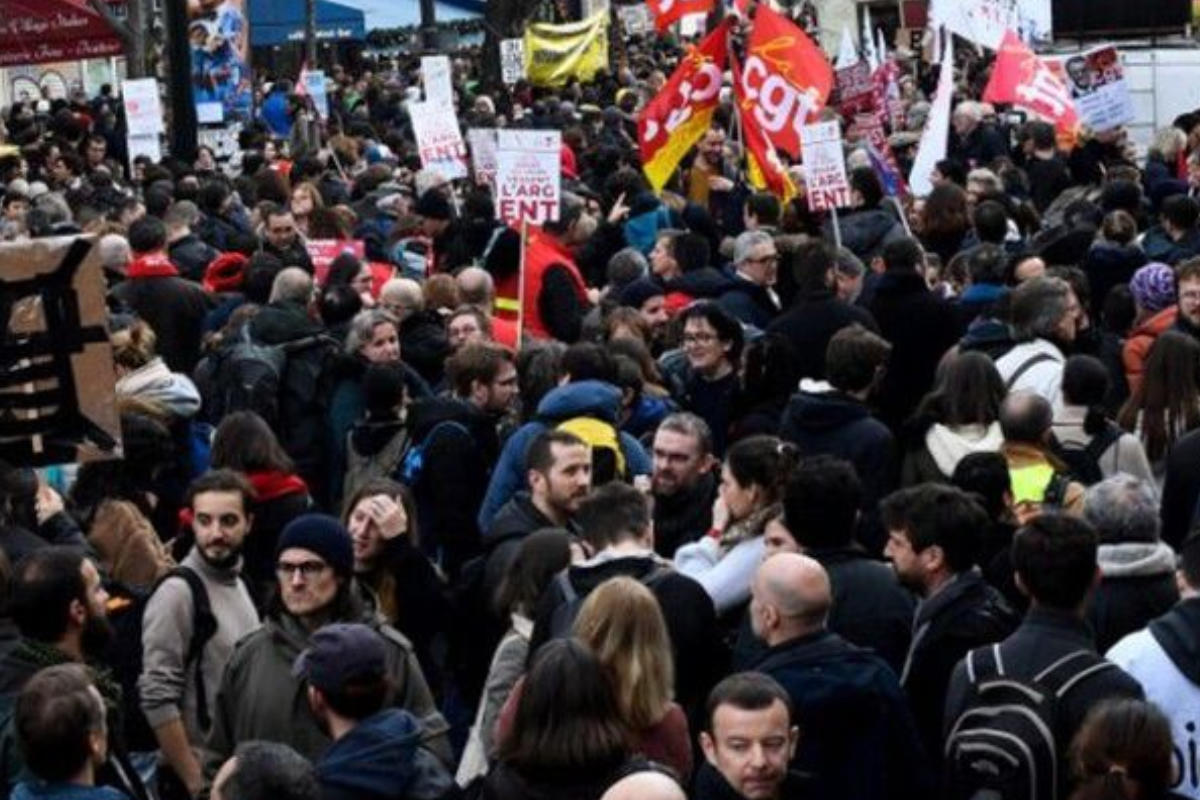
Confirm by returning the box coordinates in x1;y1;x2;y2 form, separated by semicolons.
738;4;833;158
638;19;730;191
646;0;715;33
983;30;1079;137
733;57;796;202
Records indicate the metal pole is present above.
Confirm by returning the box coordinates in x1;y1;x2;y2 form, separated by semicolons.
420;0;438;51
305;0;318;67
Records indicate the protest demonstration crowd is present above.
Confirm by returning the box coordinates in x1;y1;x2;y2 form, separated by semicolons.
9;0;1200;799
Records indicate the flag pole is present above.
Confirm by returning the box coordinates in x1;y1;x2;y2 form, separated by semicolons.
891;196;912;237
830;205;843;251
516;220;528;342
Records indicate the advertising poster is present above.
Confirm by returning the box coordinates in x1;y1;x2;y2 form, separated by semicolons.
188;0;252;124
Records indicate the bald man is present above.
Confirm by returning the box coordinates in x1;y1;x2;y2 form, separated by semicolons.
748;554;934;800
601;770;687;800
457;266;519;348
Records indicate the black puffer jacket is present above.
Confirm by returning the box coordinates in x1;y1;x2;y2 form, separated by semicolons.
823;206;906;262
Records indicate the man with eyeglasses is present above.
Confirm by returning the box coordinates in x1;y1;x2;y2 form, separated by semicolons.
1175;258;1200;342
202;514;449;787
718;230;782;331
138;470;259;799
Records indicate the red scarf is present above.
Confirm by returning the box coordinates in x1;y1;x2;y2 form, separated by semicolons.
247;470;309;502
128;252;180;279
177;470;308;530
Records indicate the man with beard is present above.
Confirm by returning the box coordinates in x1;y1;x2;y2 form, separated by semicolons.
650;413;718;559
881;484;1017;766
0;548;148;799
1175;258;1200;341
139;470;261;799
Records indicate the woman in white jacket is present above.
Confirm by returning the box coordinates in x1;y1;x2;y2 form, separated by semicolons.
674;435;798;617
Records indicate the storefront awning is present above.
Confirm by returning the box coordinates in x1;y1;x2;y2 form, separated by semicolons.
249;0;366;47
0;0;123;67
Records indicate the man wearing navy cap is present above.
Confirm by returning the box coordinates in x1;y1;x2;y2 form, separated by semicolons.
294;623;454;800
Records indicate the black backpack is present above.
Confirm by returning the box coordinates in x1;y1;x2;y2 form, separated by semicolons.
1048;423;1123;487
945;646;1116;800
146;566;249;734
546;566;673;639
195;326;332;430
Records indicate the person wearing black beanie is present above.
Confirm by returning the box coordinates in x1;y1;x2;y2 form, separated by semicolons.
201;513;452;781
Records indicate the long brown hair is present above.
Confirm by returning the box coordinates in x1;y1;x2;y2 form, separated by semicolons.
1070;699;1174;800
573;577;675;730
498;639;630;773
341;478;419;623
1117;330;1200;461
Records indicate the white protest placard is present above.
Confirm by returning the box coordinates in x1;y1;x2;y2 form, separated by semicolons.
500;39;526;86
799;120;850;212
468;128;499;187
495;129;562;225
122;78;164;136
679;13;707;38
618;4;654;35
198;125;242;161
409;101;469;180
126;133;161;165
303;69;329;120
1047;45;1135;133
421;55;454;108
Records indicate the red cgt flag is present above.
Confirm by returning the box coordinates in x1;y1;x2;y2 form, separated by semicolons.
646;0;715;33
733;56;796;202
738;4;833;158
983;30;1079;137
638;19;731;190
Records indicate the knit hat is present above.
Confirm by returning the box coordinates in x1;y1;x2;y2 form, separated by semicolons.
619;277;665;310
414;188;452;221
1130;263;1176;312
276;514;354;577
203;252;249;293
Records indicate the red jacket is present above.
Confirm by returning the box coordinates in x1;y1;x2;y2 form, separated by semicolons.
520;227;588;341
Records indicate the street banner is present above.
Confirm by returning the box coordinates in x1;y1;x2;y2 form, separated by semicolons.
834;62;877;120
638;20;730;192
740;4;834;159
984;31;1079;138
525;12;609;87
188;0;251;122
500;39;527;85
495;130;562;225
800;120;850;211
646;0;715;33
909;35;955;197
122;79;164;137
421;55;454;108
928;0;1052;50
1046;45;1135;133
0;235;121;467
468;128;499;187
408;101;469;180
733;57;796;202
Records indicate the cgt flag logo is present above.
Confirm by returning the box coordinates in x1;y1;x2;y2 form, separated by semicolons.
733;56;796;202
984;30;1079;139
646;0;715;33
738;4;833;158
638;19;730;191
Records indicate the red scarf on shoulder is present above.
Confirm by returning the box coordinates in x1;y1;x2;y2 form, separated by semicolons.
128;252;179;279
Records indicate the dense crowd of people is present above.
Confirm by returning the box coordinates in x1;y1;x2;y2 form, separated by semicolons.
7;11;1200;800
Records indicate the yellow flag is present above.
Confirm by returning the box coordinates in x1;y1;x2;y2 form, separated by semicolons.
524;12;609;88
